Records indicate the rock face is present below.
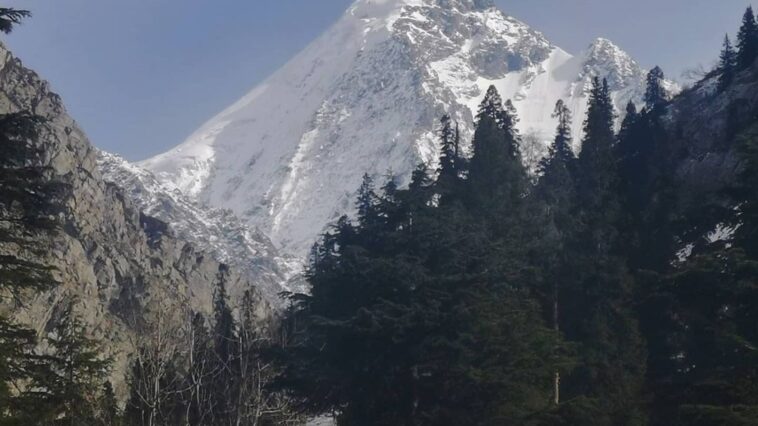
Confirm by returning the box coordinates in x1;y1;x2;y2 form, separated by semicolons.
97;152;304;305
141;0;676;258
663;60;758;249
0;42;273;397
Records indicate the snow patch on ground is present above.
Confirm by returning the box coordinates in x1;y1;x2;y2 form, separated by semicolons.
706;223;741;246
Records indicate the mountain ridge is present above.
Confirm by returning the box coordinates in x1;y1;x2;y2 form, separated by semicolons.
141;1;675;257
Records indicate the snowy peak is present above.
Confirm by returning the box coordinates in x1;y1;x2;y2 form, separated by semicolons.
580;37;644;91
350;0;495;14
388;0;553;77
143;1;664;258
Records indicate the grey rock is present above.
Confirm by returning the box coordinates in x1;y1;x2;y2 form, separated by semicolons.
0;42;274;399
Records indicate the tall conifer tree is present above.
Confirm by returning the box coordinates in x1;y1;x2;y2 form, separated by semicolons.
569;77;647;425
39;303;113;425
535;99;579;407
644;66;667;111
0;8;31;34
0;111;70;424
211;267;239;424
436;115;464;205
719;34;738;91
468;85;526;222
737;6;758;68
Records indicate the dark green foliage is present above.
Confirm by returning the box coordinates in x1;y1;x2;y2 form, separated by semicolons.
644;66;667;111
37;303;113;425
533;100;579;409
719;34;738;91
210;267;240;424
0;110;78;425
538;99;576;199
0;8;30;34
0;316;39;426
568;77;648;424
578;78;616;194
737;6;758;69
643;249;758;426
436;115;464;204
733;123;758;256
638;52;758;425
280;92;573;424
356;173;380;229
468;86;527;224
437;114;460;180
534;99;577;304
97;381;121;426
616;98;677;271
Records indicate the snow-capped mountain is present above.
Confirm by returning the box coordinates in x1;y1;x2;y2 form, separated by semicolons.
98;152;303;305
141;0;673;257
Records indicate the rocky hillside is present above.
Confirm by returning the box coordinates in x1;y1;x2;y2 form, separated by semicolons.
97;152;304;305
0;42;274;397
663;58;758;253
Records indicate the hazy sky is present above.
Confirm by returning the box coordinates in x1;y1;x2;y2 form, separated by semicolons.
2;0;753;161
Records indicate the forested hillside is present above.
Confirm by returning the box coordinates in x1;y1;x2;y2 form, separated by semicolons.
277;7;758;426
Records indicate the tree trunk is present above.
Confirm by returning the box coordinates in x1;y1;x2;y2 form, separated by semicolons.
553;283;560;406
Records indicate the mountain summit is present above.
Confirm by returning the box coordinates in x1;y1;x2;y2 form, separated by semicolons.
142;1;667;257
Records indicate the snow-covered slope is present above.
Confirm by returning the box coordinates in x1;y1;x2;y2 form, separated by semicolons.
142;0;673;257
98;152;303;305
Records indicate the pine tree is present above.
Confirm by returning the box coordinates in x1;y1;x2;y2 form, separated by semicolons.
642;247;758;426
377;172;401;227
569;77;647;425
356;173;379;228
578;77;617;206
735;122;758;257
718;34;738;91
534;99;579;407
436;115;464;205
210;266;240;424
39;302;113;426
541;100;575;175
0;111;69;425
468;85;527;219
737;6;758;69
97;381;121;426
0;315;39;424
617;101;639;147
0;8;31;34
644;66;667;111
437;114;457;179
477;85;505;125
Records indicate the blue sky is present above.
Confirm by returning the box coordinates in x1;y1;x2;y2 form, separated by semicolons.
2;0;753;161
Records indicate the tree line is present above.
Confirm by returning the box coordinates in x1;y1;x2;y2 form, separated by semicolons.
278;6;758;425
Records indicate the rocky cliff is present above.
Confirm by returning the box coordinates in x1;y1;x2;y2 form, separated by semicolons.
0;42;274;398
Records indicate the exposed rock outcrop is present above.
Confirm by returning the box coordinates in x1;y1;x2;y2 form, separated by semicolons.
0;42;273;398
